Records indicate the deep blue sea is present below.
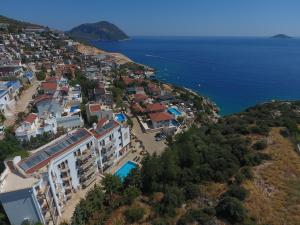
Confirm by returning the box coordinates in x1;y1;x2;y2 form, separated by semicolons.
92;37;300;115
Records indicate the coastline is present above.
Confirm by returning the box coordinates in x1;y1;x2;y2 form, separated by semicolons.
78;41;220;118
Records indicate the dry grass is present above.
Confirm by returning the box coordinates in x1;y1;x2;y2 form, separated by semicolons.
105;201;152;225
243;127;300;225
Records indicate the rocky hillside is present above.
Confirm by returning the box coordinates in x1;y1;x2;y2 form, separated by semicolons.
68;21;129;41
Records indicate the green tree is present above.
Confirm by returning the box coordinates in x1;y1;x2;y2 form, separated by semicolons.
123;186;141;205
216;196;246;224
124;206;145;223
222;185;249;201
102;174;122;196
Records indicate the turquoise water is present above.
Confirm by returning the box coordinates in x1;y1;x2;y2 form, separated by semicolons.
92;37;300;115
114;161;137;180
115;113;126;123
168;107;182;116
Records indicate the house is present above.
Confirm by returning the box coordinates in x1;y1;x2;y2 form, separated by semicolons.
34;95;63;117
0;90;10;113
133;93;148;103
15;113;57;141
40;82;57;94
56;115;84;129
86;103;113;122
149;112;173;129
22;71;36;84
93;85;113;106
0;66;23;78
121;76;134;86
135;86;145;95
145;103;166;113
0;80;22;101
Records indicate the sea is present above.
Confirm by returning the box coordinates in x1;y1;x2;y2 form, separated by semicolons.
91;36;300;115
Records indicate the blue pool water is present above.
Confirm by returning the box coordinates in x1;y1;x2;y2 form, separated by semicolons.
168;107;182;116
114;161;137;180
115;113;126;122
92;37;300;115
70;105;80;113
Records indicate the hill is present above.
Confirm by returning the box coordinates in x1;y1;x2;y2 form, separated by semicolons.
0;14;43;29
71;100;300;225
271;34;292;39
68;21;129;41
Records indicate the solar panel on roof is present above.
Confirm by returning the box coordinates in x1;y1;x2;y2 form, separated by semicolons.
19;129;90;172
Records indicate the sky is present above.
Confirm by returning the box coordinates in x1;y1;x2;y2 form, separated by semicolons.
1;0;300;36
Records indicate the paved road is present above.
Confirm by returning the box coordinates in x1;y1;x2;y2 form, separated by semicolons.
131;117;166;155
4;81;40;127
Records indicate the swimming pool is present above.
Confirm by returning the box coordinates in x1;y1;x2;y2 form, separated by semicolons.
168;107;182;116
115;113;126;123
114;161;137;180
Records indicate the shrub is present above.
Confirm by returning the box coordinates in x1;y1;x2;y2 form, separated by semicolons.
123;186;141;205
184;183;199;200
124;206;145;223
177;209;212;225
216;197;247;224
252;140;268;150
223;185;249;201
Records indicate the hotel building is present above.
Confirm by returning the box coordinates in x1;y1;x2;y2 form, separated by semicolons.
0;119;130;225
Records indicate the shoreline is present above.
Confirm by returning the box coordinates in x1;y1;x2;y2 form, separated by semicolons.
79;40;220;117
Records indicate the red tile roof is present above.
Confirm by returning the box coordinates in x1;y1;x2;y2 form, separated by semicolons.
134;94;148;102
131;103;144;113
41;82;57;91
89;104;101;113
122;76;134;86
145;103;166;113
149;112;173;122
24;113;37;124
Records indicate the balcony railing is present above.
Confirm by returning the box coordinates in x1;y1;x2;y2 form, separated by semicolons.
77;149;93;161
79;159;95;171
82;174;96;188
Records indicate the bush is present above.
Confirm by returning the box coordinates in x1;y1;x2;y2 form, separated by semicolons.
222;185;249;201
252;140;268;150
124;206;145;223
152;218;170;225
216;197;247;224
177;209;212;225
158;186;184;216
184;183;199;200
123;186;141;204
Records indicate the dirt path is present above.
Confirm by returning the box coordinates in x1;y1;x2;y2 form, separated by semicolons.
4;81;40;127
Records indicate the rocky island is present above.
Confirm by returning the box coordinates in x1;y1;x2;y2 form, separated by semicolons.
68;20;129;41
271;34;292;39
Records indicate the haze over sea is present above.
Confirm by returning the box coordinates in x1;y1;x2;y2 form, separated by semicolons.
92;36;300;115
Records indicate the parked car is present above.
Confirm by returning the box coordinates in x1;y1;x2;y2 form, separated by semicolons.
155;132;167;141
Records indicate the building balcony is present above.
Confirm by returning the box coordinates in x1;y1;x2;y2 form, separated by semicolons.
61;175;71;182
101;145;116;156
60;167;69;173
77;149;93;161
78;159;95;171
82;174;96;188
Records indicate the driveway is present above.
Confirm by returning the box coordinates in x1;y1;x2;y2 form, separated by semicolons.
4;81;40;127
131;117;166;155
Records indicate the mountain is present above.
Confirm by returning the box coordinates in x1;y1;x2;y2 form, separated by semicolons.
67;21;129;41
271;34;292;39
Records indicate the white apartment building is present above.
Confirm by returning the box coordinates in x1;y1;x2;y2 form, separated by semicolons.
0;119;130;225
